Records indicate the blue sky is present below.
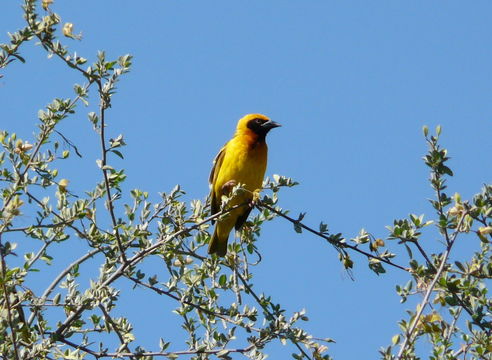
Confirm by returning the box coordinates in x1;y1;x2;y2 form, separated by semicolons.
1;1;492;359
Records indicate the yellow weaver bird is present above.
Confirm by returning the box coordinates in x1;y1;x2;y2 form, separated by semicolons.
208;114;281;256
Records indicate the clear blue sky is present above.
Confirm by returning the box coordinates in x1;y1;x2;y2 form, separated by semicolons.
1;1;491;359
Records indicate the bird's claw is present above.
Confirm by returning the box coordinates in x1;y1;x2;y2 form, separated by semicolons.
221;179;237;194
250;189;261;207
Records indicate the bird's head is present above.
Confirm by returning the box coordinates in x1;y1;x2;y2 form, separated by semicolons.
236;113;281;139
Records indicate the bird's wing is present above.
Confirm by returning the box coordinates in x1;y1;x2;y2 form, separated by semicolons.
234;206;252;230
209;143;227;216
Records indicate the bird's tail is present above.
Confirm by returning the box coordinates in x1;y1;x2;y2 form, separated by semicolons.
208;227;228;257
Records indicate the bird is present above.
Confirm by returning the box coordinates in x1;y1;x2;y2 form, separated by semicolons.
208;114;280;256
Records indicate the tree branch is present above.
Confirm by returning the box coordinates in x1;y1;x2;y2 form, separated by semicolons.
258;202;408;272
25;240;51;270
27;248;101;326
54;202;248;336
57;335;255;358
0;86;88;232
98;304;135;360
396;212;467;360
97;85;127;265
235;271;313;360
127;275;261;332
0;233;20;360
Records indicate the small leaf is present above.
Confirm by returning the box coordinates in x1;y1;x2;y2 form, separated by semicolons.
217;350;230;358
53;293;61;305
111;149;124;159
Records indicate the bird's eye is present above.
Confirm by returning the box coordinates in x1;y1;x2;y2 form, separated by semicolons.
255;118;263;124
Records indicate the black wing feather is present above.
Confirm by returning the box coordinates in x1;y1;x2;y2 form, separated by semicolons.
209;144;227;219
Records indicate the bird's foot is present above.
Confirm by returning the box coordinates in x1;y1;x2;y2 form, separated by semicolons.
221;179;237;194
250;189;261;207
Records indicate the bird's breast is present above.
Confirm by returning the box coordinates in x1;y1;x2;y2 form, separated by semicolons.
216;136;268;193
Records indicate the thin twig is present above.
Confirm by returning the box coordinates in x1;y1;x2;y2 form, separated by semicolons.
25;192;90;241
54;336;99;357
444;307;462;344
426;138;452;247
98;304;135;360
54;130;83;158
97;87;127;265
4;222;72;233
259;202;408;272
0;233;21;360
0;87;84;230
235;271;313;360
449;291;488;332
27;248;101;325
410;240;436;272
232;258;242;305
57;335;255;358
25;240;51;269
54;203;248;336
24;6;99;85
396;212;467;360
127;276;259;331
29;9;132;265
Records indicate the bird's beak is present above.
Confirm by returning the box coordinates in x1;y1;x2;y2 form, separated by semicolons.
262;120;281;130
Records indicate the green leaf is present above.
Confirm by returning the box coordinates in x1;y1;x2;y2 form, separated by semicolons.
219;274;227;286
111;149;124;159
441;165;453;176
148;275;158;286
